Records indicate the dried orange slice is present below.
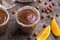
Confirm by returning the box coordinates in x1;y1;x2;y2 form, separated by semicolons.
51;18;60;36
36;25;51;40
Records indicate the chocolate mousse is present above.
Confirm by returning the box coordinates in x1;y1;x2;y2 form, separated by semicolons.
0;10;7;24
17;9;37;25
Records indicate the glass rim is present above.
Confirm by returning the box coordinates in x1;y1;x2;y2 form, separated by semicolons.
16;6;40;27
0;5;9;26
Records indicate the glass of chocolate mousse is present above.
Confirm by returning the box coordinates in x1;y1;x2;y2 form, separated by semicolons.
0;5;9;34
16;6;40;33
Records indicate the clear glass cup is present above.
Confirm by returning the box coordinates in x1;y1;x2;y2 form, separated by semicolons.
2;0;15;9
0;5;9;34
16;6;40;33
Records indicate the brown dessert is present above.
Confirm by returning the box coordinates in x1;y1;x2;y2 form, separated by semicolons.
17;9;37;25
0;10;7;24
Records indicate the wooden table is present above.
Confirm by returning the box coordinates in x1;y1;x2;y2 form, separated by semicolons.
0;0;60;40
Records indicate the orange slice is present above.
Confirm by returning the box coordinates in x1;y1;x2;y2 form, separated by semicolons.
51;18;60;36
36;25;51;40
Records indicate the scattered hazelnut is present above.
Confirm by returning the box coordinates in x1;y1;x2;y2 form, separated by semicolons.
51;2;55;6
8;34;13;38
47;14;51;18
39;0;42;3
12;10;16;14
56;13;59;17
46;10;50;13
51;16;54;20
16;33;20;37
44;2;48;5
34;32;38;36
43;23;47;28
47;7;51;10
49;0;52;2
49;9;53;12
28;36;32;40
41;15;44;19
49;4;52;8
36;5;40;9
42;8;45;12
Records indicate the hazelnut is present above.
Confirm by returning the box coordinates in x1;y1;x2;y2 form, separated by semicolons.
51;16;54;20
39;0;42;3
42;8;45;12
56;13;59;17
8;34;13;38
41;15;44;19
47;14;51;18
49;9;53;12
49;0;52;2
47;7;51;10
44;8;50;13
43;23;47;28
34;32;38;36
36;5;40;9
44;2;48;5
12;10;16;14
28;36;32;40
49;4;52;8
51;2;55;6
16;33;20;37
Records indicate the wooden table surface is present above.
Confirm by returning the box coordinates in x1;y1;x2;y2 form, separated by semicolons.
0;0;60;40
